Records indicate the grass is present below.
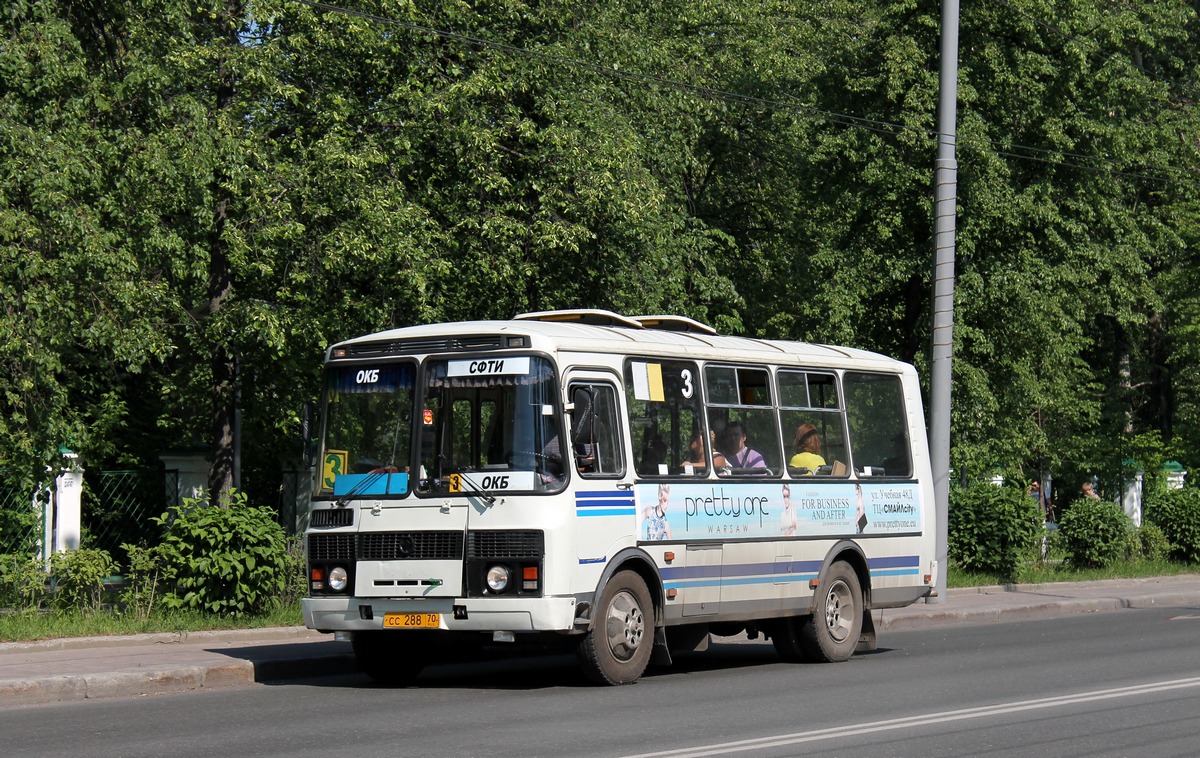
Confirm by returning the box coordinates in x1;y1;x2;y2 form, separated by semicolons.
0;601;304;643
947;557;1200;588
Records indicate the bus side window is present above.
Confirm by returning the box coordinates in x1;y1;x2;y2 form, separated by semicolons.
624;359;700;478
571;383;624;477
844;372;912;478
705;365;781;477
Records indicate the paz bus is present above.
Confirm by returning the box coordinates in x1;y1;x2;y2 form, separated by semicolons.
302;310;936;685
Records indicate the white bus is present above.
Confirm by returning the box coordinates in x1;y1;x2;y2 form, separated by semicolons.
303;310;936;685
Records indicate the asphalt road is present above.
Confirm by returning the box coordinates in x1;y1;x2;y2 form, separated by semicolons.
4;607;1199;757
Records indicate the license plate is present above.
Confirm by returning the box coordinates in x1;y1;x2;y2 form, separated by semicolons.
383;612;441;629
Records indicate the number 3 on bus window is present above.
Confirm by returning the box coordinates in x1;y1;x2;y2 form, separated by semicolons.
680;369;694;399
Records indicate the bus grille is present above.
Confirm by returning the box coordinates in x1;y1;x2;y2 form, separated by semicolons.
310;531;538;562
344;335;504;357
309;508;353;528
467;530;544;559
359;531;464;560
308;533;355;561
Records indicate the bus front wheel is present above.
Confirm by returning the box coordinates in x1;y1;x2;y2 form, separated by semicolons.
799;560;863;662
578;571;654;685
352;631;426;685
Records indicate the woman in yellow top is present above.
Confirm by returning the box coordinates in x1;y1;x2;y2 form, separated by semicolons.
789;423;825;474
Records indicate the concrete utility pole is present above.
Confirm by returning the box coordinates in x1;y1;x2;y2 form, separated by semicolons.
929;0;960;603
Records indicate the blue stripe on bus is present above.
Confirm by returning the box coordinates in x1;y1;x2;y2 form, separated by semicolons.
867;555;920;569
660;556;922;589
666;574;820;589
575;491;635;517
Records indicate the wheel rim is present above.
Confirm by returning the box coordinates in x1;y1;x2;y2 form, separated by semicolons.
604;589;646;662
824;578;855;643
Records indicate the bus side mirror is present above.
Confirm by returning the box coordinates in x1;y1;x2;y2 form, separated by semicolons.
570;387;595;447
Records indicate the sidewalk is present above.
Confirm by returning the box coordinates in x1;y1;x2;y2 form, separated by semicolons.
3;574;1199;707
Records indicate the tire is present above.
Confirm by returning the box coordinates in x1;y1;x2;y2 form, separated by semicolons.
577;571;654;685
799;560;863;662
352;631;427;685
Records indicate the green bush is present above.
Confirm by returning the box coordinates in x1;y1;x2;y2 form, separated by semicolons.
49;548;118;612
1057;498;1132;568
1144;486;1200;563
949;482;1043;580
158;491;288;617
0;553;49;610
276;535;308;609
1130;523;1171;562
120;542;169;620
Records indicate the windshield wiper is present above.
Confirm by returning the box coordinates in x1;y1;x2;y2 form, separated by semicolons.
426;454;495;505
334;468;388;508
335;456;403;508
453;469;497;506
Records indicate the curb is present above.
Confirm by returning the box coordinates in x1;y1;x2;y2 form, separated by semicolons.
875;596;1128;631
876;587;1200;631
0;647;357;707
0;626;326;656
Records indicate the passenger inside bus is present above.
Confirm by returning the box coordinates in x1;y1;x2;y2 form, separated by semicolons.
681;430;727;474
789;423;826;475
719;423;767;471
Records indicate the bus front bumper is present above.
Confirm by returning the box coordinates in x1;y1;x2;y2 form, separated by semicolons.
303;595;579;634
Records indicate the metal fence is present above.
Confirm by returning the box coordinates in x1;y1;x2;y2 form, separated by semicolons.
0;481;43;557
1;466;303;563
81;469;179;560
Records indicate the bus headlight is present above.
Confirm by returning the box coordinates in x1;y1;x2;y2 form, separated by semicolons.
328;566;349;593
486;565;511;593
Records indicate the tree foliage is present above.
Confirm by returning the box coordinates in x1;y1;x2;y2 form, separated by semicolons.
1;0;1198;500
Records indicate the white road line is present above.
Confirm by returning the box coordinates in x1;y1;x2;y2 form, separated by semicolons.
621;676;1200;758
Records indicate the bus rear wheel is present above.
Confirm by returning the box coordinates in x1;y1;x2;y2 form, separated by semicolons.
798;560;862;662
352;630;426;685
577;571;654;685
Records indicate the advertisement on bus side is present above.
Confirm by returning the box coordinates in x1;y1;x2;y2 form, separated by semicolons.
633;481;921;541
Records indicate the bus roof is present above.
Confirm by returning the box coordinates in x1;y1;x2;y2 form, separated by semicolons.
328;311;909;372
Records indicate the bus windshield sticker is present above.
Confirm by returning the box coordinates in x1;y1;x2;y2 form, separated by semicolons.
446;357;531;377
329;364;414;394
630;362;666;401
322;449;348;491
450;471;537;492
332;471;408;496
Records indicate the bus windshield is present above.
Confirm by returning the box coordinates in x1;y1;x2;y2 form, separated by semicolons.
418;355;564;493
317;361;415;497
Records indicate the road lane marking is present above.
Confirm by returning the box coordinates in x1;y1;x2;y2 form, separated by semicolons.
621;675;1200;758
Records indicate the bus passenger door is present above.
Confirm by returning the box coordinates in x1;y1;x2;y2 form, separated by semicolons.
565;376;632;575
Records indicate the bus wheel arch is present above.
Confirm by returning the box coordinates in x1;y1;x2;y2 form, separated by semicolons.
576;549;663;685
583;548;665;629
818;541;872;612
801;543;873;662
